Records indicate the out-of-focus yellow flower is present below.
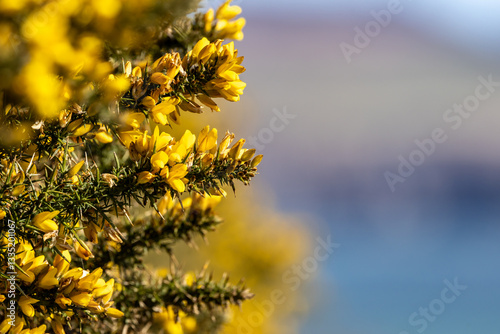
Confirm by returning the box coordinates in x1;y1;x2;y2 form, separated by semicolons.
216;0;242;20
204;8;214;33
154;306;186;334
91;0;122;19
0;209;6;219
183;272;196;287
182;316;197;332
204;0;245;40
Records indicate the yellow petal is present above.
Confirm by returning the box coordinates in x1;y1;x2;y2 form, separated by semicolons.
19;296;39;317
34;219;58;233
150;72;170;85
38;266;59;289
168;178;186;193
70;292;92;307
67;161;84;178
106;308;124;318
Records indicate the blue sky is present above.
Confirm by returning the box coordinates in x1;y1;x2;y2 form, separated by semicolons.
206;0;500;54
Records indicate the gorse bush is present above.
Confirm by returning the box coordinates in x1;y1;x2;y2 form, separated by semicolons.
0;1;264;333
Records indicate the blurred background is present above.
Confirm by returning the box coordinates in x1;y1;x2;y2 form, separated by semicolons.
194;1;500;333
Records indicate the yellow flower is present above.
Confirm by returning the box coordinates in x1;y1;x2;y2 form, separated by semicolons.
228;139;245;160
141;96;157;109
151;98;178;125
0;318;11;334
74;240;94;261
67;161;84;178
25;255;47;275
19;296;39;317
54;251;71;277
251;154;263;168
157;193;173;216
197;94;220;112
77;268;102;290
55;295;72;309
32;211;59;233
151;151;169;170
183;39;246;104
51;319;65;334
61;268;84;281
197;126;218;153
183;272;196;287
204;1;245;40
204;8;214;32
151;72;170;85
137;171;156;184
94;128;113;143
29;324;47;334
0;209;5;219
216;0;242;20
164;164;188;193
215;17;246;41
93;278;114;298
106;308;124;318
71;123;93;137
154;306;184;334
124;112;145;130
182;316;197;332
149;126;173;153
69;292;92;307
240;148;256;161
38;266;59;289
151;52;181;79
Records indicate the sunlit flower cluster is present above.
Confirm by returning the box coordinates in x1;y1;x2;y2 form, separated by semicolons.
121;37;246;126
120;124;261;194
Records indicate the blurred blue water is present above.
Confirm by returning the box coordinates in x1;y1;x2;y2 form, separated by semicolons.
292;164;500;334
